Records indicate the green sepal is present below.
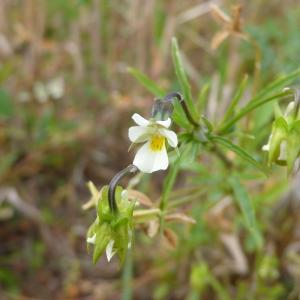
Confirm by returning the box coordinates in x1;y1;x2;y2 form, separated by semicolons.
113;225;131;265
96;186;109;219
268;117;288;165
287;120;300;173
87;183;135;264
93;223;111;264
86;217;98;253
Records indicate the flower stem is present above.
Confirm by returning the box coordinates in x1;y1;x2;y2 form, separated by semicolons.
122;246;133;300
108;165;138;213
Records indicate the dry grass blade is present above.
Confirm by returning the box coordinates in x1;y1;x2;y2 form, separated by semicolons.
165;213;196;224
177;1;219;24
221;233;249;275
163;228;178;249
147;220;159;238
127;189;154;207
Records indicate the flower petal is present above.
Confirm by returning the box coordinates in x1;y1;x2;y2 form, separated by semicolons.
160;129;178;148
86;234;96;244
262;133;272;152
262;144;269;152
128;126;150;143
156;118;171;128
106;240;116;262
278;140;287;161
133;141;168;173
284;101;295;117
132;113;150;126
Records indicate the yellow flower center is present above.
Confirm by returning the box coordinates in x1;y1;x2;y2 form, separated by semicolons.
150;135;165;152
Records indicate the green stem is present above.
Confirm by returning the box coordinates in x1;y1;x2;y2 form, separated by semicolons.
122;246;133;300
159;158;181;211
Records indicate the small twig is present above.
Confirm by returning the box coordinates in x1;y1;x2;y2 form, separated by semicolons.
0;187;70;256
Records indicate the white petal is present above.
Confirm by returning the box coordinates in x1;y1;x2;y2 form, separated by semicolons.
262;144;269;152
133;141;168;173
156;118;171;128
284;101;295;117
106;240;116;262
128;126;150;143
262;134;272;152
132;113;150;126
278;140;287;161
160;129;178;148
86;234;96;244
121;190;128;201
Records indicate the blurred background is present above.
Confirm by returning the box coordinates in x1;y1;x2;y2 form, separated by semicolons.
1;0;300;299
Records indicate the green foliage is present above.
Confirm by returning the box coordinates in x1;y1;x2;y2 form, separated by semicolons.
229;175;262;248
3;2;300;299
0;89;13;118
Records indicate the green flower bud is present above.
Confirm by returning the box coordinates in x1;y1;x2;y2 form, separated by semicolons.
86;184;135;264
287;120;300;173
263;99;300;173
264;117;288;165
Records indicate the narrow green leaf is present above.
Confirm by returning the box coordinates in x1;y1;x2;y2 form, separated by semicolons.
210;135;267;174
127;67;165;97
218;68;300;134
171;37;196;118
255;68;300;100
229;175;256;228
222;74;249;123
219;90;292;134
228;175;262;249
196;83;210;115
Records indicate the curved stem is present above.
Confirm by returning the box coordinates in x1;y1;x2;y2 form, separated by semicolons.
108;165;138;213
164;92;200;127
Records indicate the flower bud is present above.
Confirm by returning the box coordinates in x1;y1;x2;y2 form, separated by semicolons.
86;184;135;264
263;100;300;173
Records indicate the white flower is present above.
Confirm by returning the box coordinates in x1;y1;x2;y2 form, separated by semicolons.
128;113;178;173
106;239;116;262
